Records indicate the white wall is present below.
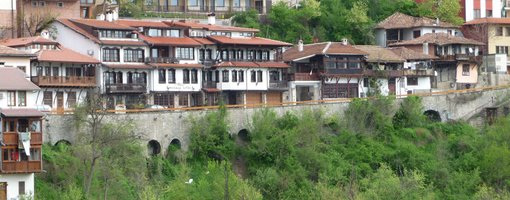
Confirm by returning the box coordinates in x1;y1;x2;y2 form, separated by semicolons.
34;89;89;109
375;29;386;47
0;90;38;108
217;68;269;91
0;57;32;77
151;68;202;92
405;77;431;93
465;0;474;21
0;173;34;200
53;22;100;61
0;0;15;10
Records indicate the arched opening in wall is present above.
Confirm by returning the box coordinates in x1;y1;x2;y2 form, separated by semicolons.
147;140;161;156
424;110;441;122
236;129;250;146
167;139;182;163
169;139;181;151
55;140;71;147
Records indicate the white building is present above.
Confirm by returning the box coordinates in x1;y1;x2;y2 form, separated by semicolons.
462;0;503;22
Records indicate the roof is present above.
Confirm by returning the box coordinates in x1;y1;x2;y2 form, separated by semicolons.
213;61;289;68
37;46;100;64
0;68;40;90
116;19;170;28
390;33;484;46
100;40;146;46
151;63;203;68
168;21;259;32
464;18;510;25
0;45;34;57
388;47;437;60
140;35;201;46
0;36;57;47
208;36;292;46
103;64;152;69
69;19;135;30
0;109;44;118
56;18;101;43
376;12;458;29
283;42;367;62
193;38;215;45
353;45;405;63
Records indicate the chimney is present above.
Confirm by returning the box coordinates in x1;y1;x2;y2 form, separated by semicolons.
40;29;50;39
105;11;113;22
208;13;216;25
423;42;429;55
96;14;105;21
298;39;304;52
341;38;348;45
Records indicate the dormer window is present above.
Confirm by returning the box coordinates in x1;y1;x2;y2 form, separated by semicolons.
99;30;130;38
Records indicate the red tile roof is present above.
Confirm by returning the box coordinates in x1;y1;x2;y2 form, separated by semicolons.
376;12;458;29
193;37;215;45
103;64;152;69
389;33;484;46
151;63;202;68
255;62;290;68
283;42;367;62
57;19;145;46
0;68;39;90
0;109;44;118
0;45;34;57
100;40;146;46
116;19;171;28
57;18;101;43
214;61;288;68
208;36;291;46
167;21;259;32
69;19;135;30
203;88;221;92
388;47;437;60
0;36;57;47
353;45;405;63
464;18;510;25
139;34;201;46
38;46;100;64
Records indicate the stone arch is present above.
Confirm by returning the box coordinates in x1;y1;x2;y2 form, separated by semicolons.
169;139;181;150
237;129;250;142
54;140;71;146
147;140;161;156
424;110;441;122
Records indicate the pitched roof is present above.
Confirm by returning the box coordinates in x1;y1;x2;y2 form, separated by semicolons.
69;19;135;30
116;19;171;28
0;109;44;118
389;33;484;46
56;18;101;43
388;47;437;60
464;17;510;25
37;46;100;64
353;45;405;63
167;21;259;32
100;40;146;46
376;12;458;29
103;64;152;69
193;37;215;45
208;36;292;46
0;68;39;90
283;42;367;62
0;36;57;47
213;61;289;68
139;34;201;46
0;45;34;57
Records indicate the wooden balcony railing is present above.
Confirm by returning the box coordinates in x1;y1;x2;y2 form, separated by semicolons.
269;80;288;90
202;81;217;88
324;68;363;75
289;73;321;81
438;54;480;62
31;76;96;87
363;70;403;77
145;57;179;64
1;161;42;173
403;69;435;76
143;5;264;14
2;132;42;146
105;83;146;94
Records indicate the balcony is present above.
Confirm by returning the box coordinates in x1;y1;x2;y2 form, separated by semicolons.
438;54;480;62
403;69;434;76
363;70;403;77
203;81;217;88
323;68;363;75
1;161;42;173
143;5;265;14
106;83;146;94
200;60;216;68
31;76;96;87
3;132;42;146
145;57;179;64
269;80;288;90
289;73;320;81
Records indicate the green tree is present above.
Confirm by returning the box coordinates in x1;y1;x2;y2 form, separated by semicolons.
393;96;427;129
417;0;463;25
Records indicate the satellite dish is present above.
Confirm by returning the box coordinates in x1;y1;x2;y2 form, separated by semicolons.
40;30;50;39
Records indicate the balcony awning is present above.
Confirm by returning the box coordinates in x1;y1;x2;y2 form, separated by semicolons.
0;109;44;118
202;88;221;93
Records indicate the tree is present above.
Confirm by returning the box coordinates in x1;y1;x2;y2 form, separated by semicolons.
393;96;427;129
416;0;463;25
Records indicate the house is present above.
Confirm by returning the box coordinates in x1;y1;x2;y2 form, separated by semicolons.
143;0;271;15
283;40;367;100
389;47;437;94
0;44;34;73
53;18;150;109
389;33;483;90
0;66;44;199
375;12;459;47
0;35;101;111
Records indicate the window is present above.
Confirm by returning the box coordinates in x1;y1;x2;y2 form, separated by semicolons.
216;0;224;6
52;67;59;76
247;50;255;60
67;92;76;107
199;49;205;60
462;64;470;76
102;48;119;62
251;71;256;82
19;181;25;195
233;0;240;7
43;91;52;107
238;70;244;82
413;30;420;38
232;70;238;82
222;70;229;82
168;69;176;83
407;77;418;86
39;1;46;6
191;69;198;84
32;1;38;6
179;94;188;106
124;49;144;62
30;148;40;161
45;67;51;76
176;47;194;60
18;91;26;107
496;46;509;56
474;9;481;18
148;29;162;37
7;91;15;106
99;30;129;38
158;69;166;83
183;69;190;83
154;93;174;107
269;70;279;81
57;2;64;7
215;70;220;83
169;30;180;37
189;0;198;6
506;27;510;36
170;0;178;6
496;27;503;36
257;70;263;82
17;66;26;73
487;10;493;17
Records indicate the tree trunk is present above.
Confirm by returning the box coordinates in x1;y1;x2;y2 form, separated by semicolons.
104;177;109;200
84;157;98;196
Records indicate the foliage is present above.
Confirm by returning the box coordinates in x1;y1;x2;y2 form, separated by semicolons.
393;96;427;129
231;9;261;29
417;0;464;25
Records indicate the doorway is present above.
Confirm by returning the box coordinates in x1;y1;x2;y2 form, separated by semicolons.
56;92;64;109
388;78;396;95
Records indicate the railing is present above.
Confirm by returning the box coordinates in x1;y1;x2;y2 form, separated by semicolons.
105;83;146;93
324;68;363;74
269;80;288;90
202;81;217;88
289;73;321;81
438;54;480;62
363;70;403;77
2;132;42;146
145;57;179;64
31;76;96;87
143;5;263;14
2;161;41;173
403;69;434;76
200;60;216;68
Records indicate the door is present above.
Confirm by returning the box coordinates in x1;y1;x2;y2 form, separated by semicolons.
227;92;237;105
297;86;311;101
246;92;262;105
0;182;6;200
56;92;64;109
266;92;282;105
388;78;396;95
